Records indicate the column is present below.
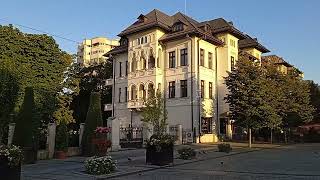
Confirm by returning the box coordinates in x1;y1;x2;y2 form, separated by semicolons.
47;123;56;159
79;123;85;147
7;123;16;146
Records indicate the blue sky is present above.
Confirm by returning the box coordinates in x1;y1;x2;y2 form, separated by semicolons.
1;0;319;83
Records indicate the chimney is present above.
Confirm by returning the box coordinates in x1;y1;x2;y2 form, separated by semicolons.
228;21;233;25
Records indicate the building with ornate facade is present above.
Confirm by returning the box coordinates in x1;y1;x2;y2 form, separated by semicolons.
104;9;300;143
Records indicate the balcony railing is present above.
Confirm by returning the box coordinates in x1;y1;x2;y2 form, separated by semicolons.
104;104;112;111
105;78;113;86
127;99;145;109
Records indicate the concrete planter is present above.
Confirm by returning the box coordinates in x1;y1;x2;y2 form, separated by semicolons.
146;145;173;166
0;156;21;180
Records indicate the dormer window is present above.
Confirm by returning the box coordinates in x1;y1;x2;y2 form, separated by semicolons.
172;23;184;32
120;38;128;46
137;14;147;23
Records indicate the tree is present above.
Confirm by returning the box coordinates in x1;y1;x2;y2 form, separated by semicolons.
13;87;38;148
0;62;19;143
141;91;168;136
82;92;103;156
308;80;320;123
55;121;68;152
225;55;269;147
0;25;72;130
72;62;112;124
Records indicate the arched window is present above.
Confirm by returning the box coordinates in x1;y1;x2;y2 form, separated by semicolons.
131;85;137;100
148;48;155;69
139;84;146;101
147;83;155;98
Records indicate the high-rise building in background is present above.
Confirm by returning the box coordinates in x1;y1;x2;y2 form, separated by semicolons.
77;37;119;67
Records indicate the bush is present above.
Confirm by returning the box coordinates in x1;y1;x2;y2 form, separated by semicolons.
82;92;103;156
218;143;232;153
13;87;38;148
146;134;174;152
84;156;116;175
178;147;196;160
0;145;23;167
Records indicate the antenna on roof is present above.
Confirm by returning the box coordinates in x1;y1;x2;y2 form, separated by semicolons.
184;0;187;15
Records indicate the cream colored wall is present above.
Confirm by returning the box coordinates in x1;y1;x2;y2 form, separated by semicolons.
244;48;262;60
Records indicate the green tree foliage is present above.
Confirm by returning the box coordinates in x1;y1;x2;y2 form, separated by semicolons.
82;92;103;155
71;62;113;124
0;25;72;129
141;91;168;135
0;63;19;142
13;87;39;148
225;54;314;145
55;121;68;152
308;80;320;123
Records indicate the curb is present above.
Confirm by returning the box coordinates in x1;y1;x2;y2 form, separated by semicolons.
98;145;278;179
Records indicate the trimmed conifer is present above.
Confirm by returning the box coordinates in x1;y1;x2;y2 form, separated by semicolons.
82;92;103;156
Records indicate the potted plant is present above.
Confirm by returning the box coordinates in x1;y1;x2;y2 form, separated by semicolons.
55;122;68;159
92;127;111;156
145;134;174;165
0;145;23;180
141;92;174;165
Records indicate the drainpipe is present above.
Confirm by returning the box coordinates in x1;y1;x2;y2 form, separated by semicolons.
186;34;194;142
197;38;201;143
215;47;219;136
111;54;115;118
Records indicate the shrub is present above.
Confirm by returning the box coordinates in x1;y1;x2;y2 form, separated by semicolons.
178;147;196;160
55;122;68;152
146;134;174;152
82;92;103;156
218;143;232;153
13;87;38;148
84;156;116;175
0;145;23;167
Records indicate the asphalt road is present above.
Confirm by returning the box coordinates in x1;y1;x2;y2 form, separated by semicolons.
112;144;320;180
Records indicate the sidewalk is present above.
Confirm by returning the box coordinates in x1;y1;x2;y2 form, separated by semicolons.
22;142;281;180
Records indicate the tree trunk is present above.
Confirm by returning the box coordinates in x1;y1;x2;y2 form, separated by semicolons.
248;128;252;148
284;130;287;144
270;128;273;144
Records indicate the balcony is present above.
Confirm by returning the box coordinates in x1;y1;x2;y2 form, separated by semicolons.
127;100;145;109
105;78;113;86
104;104;112;111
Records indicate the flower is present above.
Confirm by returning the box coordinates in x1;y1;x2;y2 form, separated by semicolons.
84;156;116;175
94;127;111;134
0;145;23;167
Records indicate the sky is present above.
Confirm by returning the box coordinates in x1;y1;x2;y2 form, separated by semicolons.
0;0;319;83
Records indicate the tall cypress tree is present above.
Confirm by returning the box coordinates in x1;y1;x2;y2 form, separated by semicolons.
82;92;103;156
13;87;37;148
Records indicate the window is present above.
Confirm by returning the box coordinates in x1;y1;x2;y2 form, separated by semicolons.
169;51;176;68
202;117;212;133
131;85;137;100
180;48;188;66
141;37;144;44
118;88;121;103
231;56;235;71
200;49;204;66
144;36;147;43
230;39;236;47
137;38;140;45
201;80;205;98
125;87;128;102
180;80;187;97
208;52;213;69
125;61;128;76
173;23;184;32
169;81;175;98
209;82;213;99
119;62;122;77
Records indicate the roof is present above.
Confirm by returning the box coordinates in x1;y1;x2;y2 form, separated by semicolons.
104;44;128;57
239;50;259;61
206;18;247;39
239;35;270;53
261;55;292;67
118;9;252;46
118;9;173;36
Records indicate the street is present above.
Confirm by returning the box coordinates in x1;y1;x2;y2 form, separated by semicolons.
22;143;320;180
112;144;320;180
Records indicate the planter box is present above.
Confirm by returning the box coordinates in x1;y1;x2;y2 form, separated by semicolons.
67;147;81;157
0;156;21;180
23;147;37;164
146;145;173;166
